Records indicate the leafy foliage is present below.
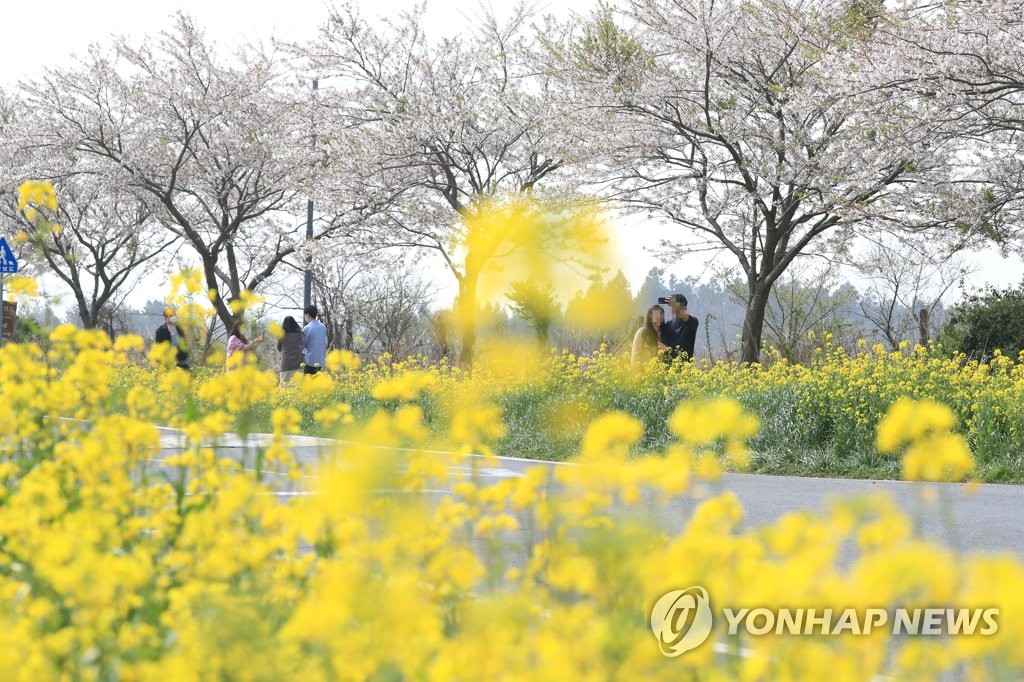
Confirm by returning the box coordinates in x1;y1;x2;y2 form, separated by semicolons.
507;279;561;348
941;281;1024;361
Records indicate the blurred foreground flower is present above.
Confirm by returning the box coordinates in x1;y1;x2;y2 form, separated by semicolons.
4;275;40;302
878;398;974;482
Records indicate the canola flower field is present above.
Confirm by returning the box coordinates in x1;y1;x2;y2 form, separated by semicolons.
114;333;1024;482
1;323;1023;680
7;181;1024;679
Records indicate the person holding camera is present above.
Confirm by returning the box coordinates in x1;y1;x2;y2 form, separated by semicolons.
658;294;699;362
226;323;265;371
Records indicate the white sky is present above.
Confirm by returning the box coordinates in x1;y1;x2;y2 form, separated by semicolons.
3;0;1023;318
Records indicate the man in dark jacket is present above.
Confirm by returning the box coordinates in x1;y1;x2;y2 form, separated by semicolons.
155;307;190;370
660;294;699;362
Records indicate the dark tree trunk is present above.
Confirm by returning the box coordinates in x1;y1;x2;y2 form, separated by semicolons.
76;300;95;329
741;283;771;364
918;308;930;345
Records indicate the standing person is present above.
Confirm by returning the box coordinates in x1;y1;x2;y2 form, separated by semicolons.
154;307;190;370
301;304;327;375
278;316;303;384
226;323;264;371
631;305;667;365
660;294;700;363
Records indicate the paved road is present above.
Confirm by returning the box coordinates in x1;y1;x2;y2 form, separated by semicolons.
155;429;1024;562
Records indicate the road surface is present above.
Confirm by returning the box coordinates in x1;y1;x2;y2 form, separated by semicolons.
155;429;1024;562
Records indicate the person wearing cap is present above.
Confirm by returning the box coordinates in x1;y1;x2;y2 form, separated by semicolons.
660;294;699;363
154;307;191;370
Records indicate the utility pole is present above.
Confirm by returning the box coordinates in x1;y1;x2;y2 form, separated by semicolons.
304;77;319;310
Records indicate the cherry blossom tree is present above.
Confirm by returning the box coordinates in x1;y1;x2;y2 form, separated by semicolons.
0;89;18;130
551;0;960;362
0;92;175;331
19;14;359;330
4;177;176;332
303;3;594;366
869;1;1024;254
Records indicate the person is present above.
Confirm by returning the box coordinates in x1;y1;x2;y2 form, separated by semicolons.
226;323;264;371
154;307;190;370
301;304;327;375
631;305;667;365
278;316;303;384
660;294;699;362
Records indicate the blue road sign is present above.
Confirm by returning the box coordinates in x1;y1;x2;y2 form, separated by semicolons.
0;237;17;274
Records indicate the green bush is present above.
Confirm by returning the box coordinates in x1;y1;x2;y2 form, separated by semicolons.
941;280;1024;361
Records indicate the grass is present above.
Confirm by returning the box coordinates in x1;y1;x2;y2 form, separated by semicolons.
110;347;1024;484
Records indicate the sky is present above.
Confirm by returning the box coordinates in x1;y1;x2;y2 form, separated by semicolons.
3;0;1024;320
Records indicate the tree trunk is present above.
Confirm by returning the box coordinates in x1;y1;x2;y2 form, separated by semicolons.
918;308;930;346
72;285;97;329
198;316;219;366
458;274;478;369
741;284;771;364
77;301;95;329
536;323;550;350
434;311;451;360
201;262;240;334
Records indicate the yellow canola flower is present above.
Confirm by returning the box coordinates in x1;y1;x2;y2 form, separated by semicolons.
5;275;40;301
16;180;59;212
371;370;437;401
291;371;335;404
2;302;1024;681
271;407;302;435
876;398;975;482
197;365;277;414
49;322;79;345
901;433;975;482
148;340;179;370
113;334;146;353
545;555;599;595
579;411;643;460
326;349;361;372
449;404;506;452
393;404;430;442
669;397;759;445
313;402;354;429
169;268;207;297
876;397;958;454
461;196;619;334
228;289;265;315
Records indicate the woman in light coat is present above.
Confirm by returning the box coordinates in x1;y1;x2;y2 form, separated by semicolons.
631;305;666;366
